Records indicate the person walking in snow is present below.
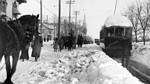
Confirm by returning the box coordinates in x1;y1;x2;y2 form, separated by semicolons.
31;35;43;61
53;37;58;52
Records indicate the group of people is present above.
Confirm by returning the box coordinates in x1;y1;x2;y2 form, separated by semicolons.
53;34;84;52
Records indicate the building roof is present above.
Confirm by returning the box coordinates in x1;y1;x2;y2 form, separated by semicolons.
104;15;132;28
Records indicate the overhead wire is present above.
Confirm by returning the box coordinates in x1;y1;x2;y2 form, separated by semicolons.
34;0;57;16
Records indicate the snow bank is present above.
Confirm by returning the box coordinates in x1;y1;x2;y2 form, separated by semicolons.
0;42;143;84
131;42;150;69
89;51;143;84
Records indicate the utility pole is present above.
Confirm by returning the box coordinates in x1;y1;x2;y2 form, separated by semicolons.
74;11;79;47
74;11;79;29
58;0;61;42
40;0;43;33
53;18;56;38
66;0;75;31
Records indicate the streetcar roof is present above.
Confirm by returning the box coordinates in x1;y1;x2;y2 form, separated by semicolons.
104;15;132;28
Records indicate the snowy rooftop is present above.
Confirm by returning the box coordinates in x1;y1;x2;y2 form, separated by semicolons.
104;15;132;28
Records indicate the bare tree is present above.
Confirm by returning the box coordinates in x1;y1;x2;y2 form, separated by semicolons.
124;4;140;42
136;1;150;45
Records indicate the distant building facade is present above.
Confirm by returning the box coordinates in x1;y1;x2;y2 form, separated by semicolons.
40;15;87;41
0;0;7;15
0;0;26;18
41;22;54;41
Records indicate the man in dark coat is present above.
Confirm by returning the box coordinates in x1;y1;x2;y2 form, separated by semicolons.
31;35;43;61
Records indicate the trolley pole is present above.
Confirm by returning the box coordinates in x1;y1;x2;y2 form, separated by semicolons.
114;0;118;15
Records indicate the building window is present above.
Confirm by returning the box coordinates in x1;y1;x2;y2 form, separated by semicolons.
0;0;7;13
12;1;20;18
13;1;17;8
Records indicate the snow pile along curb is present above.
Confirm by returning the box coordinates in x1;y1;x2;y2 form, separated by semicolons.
89;51;144;84
9;43;144;84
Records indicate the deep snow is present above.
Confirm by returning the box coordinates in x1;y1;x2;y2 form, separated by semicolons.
0;41;143;84
131;42;150;69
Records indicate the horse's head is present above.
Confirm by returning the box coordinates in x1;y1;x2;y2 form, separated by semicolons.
18;14;39;33
30;14;39;36
18;14;39;43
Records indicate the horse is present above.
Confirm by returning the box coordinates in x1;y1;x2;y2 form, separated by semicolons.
0;20;22;84
31;35;43;61
0;14;39;84
18;15;39;61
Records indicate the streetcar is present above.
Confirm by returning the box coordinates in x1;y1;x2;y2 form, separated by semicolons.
100;15;132;67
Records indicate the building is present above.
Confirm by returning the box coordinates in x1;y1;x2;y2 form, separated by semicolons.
40;15;87;41
41;22;55;41
0;0;26;19
0;0;7;15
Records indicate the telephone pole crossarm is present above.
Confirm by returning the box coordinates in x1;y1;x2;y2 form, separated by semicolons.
65;0;75;31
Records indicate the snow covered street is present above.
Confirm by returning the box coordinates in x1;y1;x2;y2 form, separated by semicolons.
0;42;143;84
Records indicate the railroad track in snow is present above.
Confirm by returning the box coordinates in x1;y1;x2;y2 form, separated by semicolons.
111;57;150;84
128;60;150;84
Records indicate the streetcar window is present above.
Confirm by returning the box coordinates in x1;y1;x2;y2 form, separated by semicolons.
115;28;124;37
125;28;132;38
106;28;115;37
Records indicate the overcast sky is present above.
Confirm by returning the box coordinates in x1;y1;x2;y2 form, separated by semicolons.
19;0;137;39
